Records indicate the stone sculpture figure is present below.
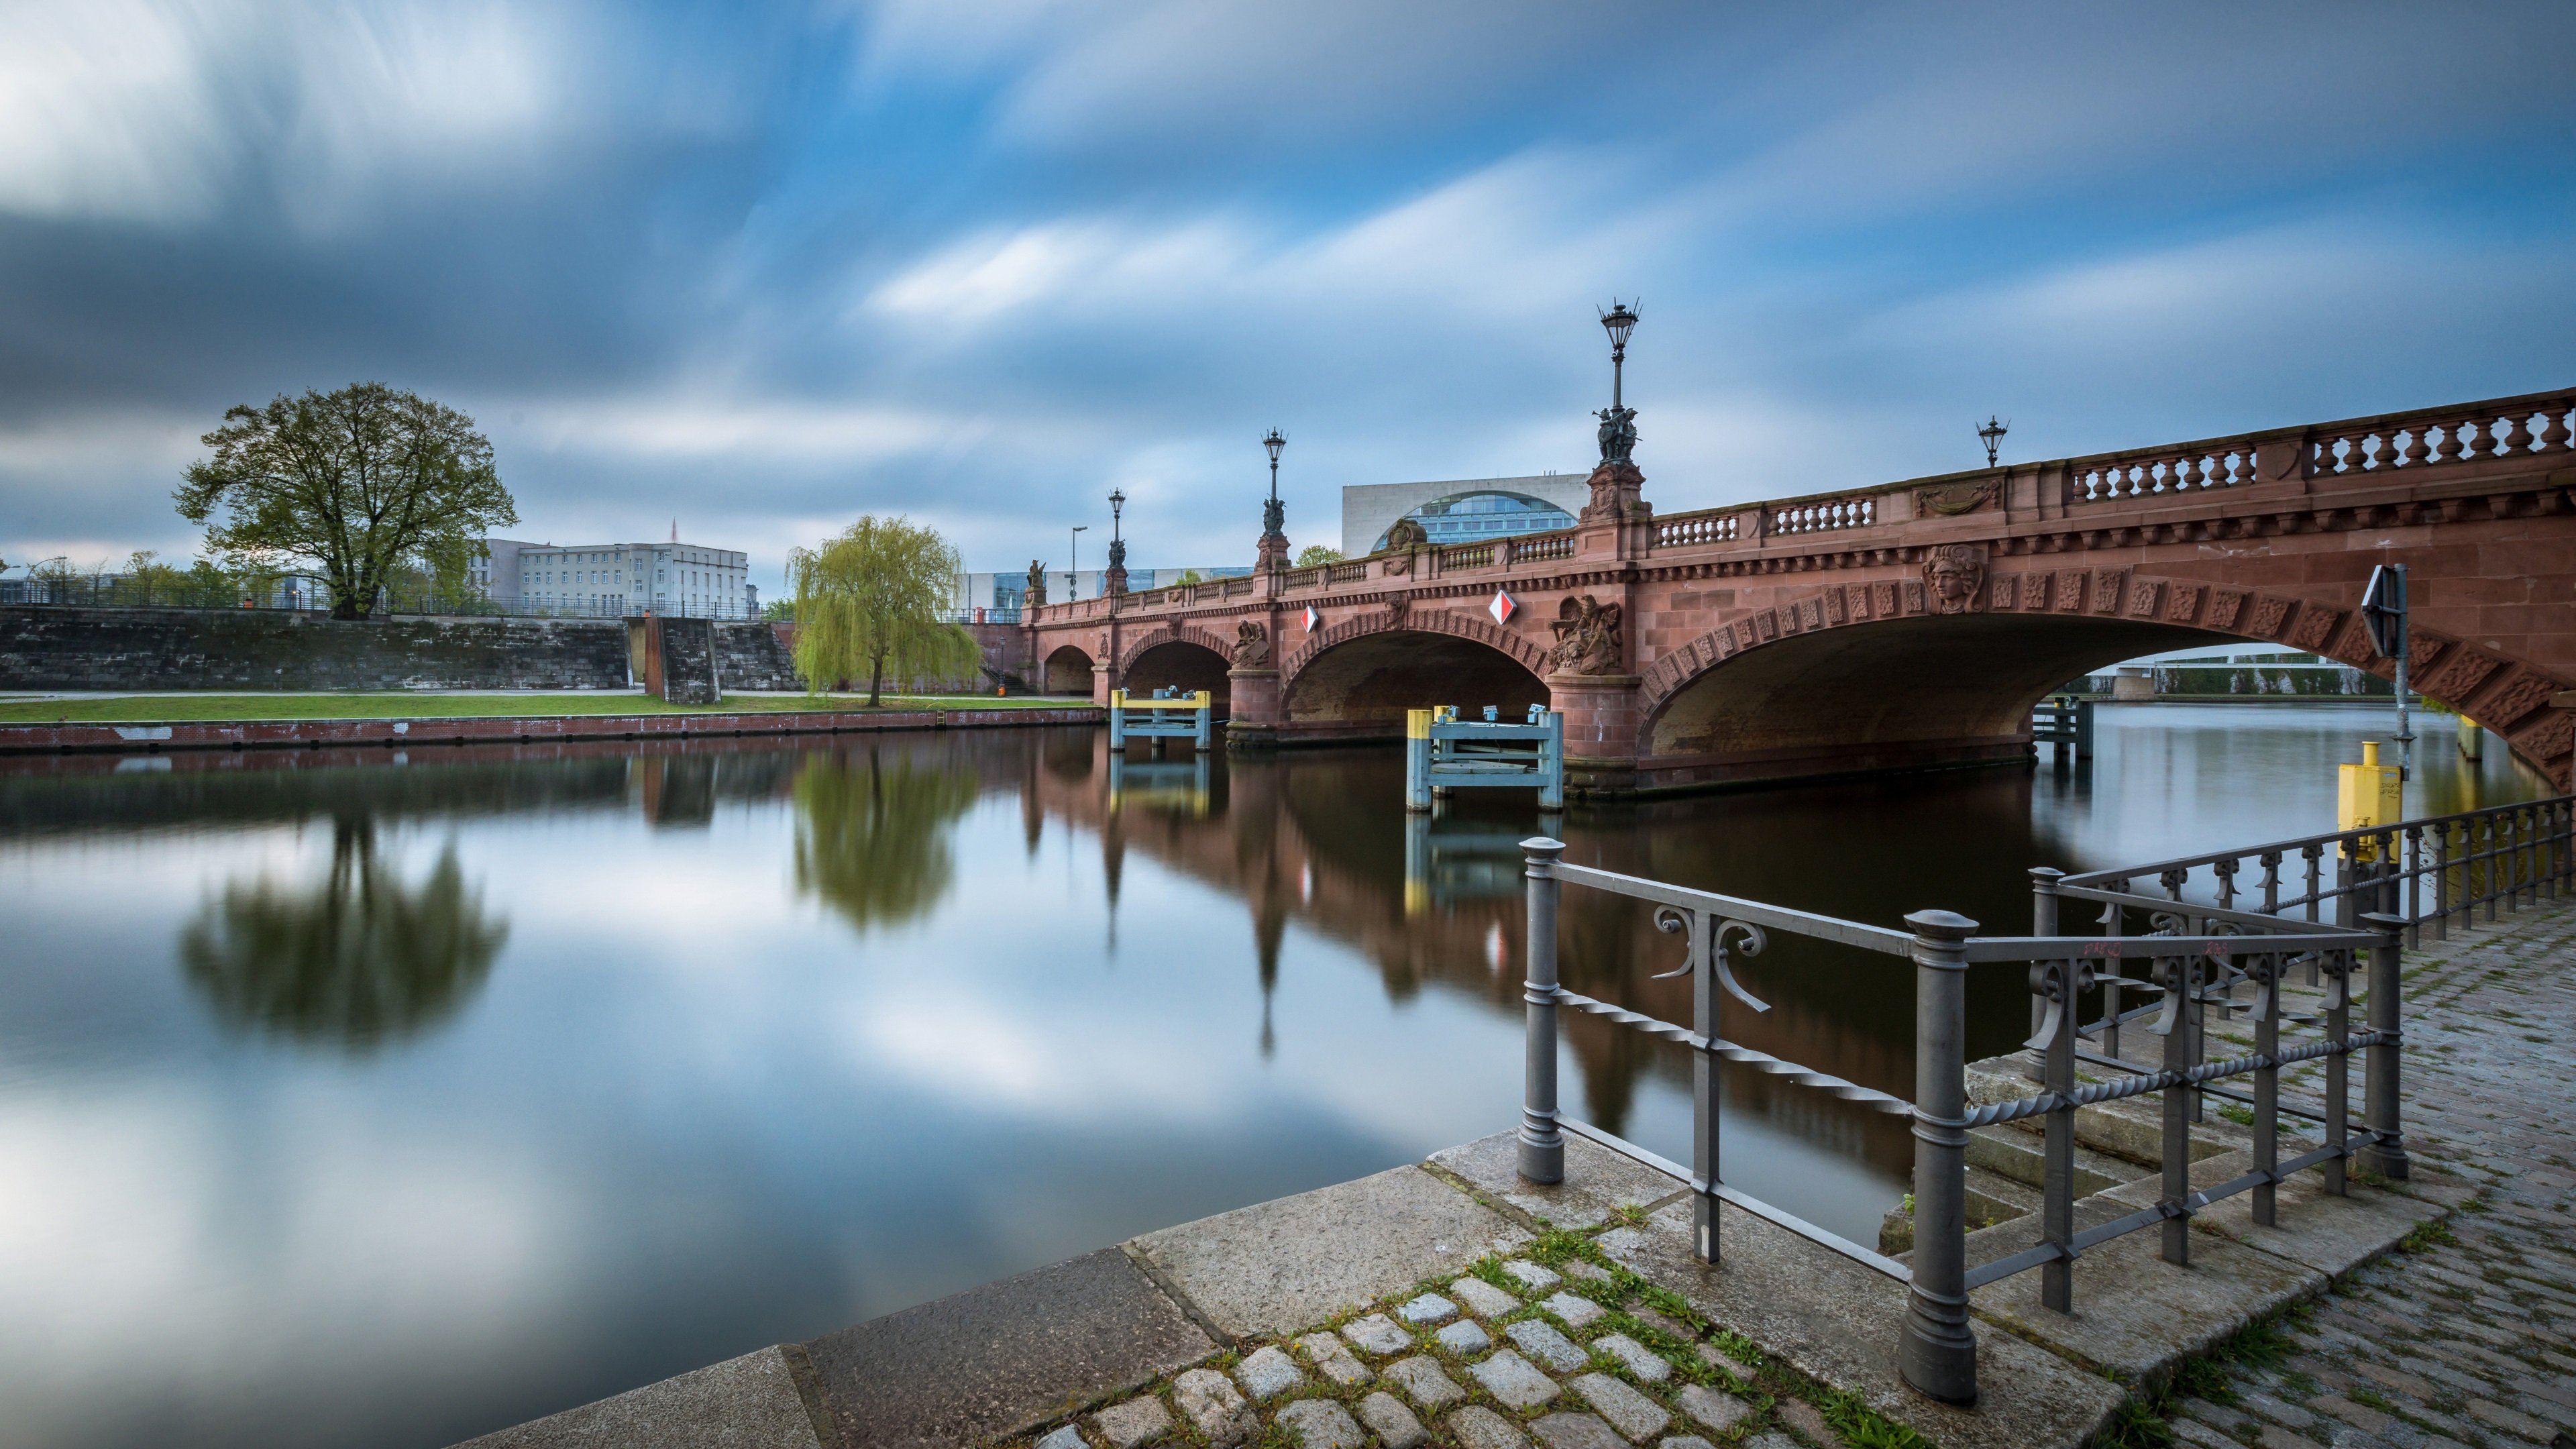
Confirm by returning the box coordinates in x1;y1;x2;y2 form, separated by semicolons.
1548;594;1625;674
1595;405;1639;466
1383;517;1428;550
1230;619;1270;669
1024;559;1047;608
1922;544;1988;614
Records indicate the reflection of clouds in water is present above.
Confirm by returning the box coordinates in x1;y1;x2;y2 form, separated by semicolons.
0;1089;572;1448
179;819;506;1053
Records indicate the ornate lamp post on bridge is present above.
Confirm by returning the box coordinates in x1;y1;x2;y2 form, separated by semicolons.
1580;299;1645;527
1106;489;1128;596
1256;428;1290;572
1978;415;2010;468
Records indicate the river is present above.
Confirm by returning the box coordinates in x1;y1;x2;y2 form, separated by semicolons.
0;702;2544;1448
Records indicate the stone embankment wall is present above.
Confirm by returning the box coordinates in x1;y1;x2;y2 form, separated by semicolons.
0;606;633;691
716;623;801;691
762;620;1026;693
0;607;816;695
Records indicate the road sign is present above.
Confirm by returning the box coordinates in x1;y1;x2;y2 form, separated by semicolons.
2361;564;2406;659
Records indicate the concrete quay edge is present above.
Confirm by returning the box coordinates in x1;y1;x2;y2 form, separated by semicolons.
0;706;1103;755
453;1121;2462;1449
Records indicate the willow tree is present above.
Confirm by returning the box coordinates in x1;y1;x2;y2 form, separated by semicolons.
790;515;979;704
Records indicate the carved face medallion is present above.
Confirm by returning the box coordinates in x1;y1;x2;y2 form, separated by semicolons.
1921;544;1988;614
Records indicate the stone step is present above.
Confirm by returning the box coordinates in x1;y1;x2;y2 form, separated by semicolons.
1966;1124;2133;1197
1876;1164;2042;1254
1968;1053;2251;1170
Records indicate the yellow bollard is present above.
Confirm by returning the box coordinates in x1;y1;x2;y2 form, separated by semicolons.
2337;740;2403;861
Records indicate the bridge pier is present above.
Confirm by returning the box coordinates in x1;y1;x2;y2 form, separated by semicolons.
1226;667;1281;751
1547;672;1643;799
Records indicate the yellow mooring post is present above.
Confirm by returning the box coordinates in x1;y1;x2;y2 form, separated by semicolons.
2338;739;2404;863
1405;709;1434;813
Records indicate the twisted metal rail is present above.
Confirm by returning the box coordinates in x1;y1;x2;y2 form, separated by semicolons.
1552;985;1915;1117
1966;1028;2396;1128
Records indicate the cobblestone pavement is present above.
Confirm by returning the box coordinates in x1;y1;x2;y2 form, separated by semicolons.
1018;1232;1919;1449
2155;899;2576;1449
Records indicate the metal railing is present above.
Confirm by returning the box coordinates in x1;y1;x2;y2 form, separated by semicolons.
2061;795;2574;947
7;578;767;621
1510;814;2462;1404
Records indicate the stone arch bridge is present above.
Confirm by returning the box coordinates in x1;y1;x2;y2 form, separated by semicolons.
1021;388;2576;795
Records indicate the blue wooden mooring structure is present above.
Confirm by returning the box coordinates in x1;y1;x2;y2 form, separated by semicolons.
2032;694;2096;763
1404;704;1566;812
1108;688;1214;752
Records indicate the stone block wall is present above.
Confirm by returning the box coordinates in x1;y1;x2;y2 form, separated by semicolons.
654;617;720;704
714;623;802;692
0;606;633;692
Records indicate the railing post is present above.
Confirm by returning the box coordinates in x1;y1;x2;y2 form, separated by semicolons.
2158;949;2196;1266
1689;913;1722;1266
2355;912;2410;1181
2037;955;2084;1313
1899;909;1978;1405
1108;690;1127;749
1518;837;1567;1185
2322;946;2351;1196
1193;690;1213;753
2024;868;2063;1083
2251;951;2282;1226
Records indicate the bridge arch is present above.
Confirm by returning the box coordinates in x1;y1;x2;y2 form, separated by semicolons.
1281;607;1552;733
1120;624;1236;708
1041;644;1094;695
1638;568;2575;784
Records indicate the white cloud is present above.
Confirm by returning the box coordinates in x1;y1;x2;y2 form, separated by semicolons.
0;0;229;222
0;0;574;229
526;395;957;463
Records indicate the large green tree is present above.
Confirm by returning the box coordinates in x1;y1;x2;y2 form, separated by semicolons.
789;515;980;704
176;382;518;620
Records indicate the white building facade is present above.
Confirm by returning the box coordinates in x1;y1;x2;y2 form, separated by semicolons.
481;538;757;617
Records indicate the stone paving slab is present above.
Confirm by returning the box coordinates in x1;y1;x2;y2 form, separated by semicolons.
801;1247;1214;1449
1430;1130;1688;1230
453;1346;826;1449
1610;1194;2125;1449
1967;1215;2326;1385
2097;1159;2445;1278
1130;1164;1526;1340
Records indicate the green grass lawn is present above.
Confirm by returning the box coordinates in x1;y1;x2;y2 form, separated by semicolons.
0;692;1093;724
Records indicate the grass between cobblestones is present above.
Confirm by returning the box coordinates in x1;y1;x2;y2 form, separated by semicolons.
0;692;1087;722
1018;1218;1931;1449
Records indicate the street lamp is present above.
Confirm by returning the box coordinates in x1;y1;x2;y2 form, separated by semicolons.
1072;525;1089;599
1107;490;1128;594
1599;299;1640;409
1978;415;2010;468
1595;300;1642;467
1260;428;1287;554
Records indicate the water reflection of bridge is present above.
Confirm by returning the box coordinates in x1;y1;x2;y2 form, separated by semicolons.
1028;729;1917;1177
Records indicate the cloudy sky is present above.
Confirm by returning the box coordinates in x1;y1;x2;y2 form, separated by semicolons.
3;1;2571;586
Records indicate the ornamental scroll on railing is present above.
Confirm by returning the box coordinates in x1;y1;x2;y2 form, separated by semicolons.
1512;831;2428;1407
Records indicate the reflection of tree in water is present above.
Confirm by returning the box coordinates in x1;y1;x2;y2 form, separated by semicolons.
180;817;508;1051
794;747;980;932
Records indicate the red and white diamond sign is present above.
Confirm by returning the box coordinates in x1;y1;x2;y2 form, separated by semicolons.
1488;590;1517;625
1302;605;1320;633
